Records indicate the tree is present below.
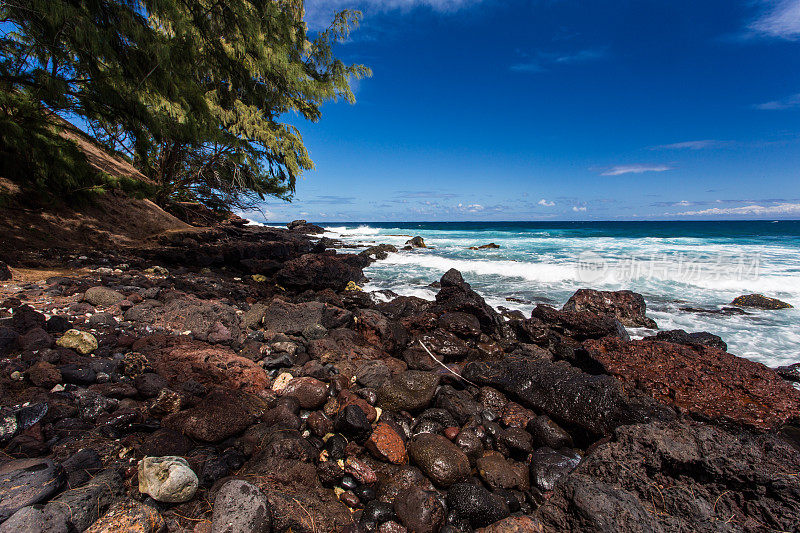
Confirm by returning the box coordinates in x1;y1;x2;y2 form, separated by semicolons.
0;0;369;209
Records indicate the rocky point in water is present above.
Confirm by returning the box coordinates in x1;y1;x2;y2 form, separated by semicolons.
0;218;798;533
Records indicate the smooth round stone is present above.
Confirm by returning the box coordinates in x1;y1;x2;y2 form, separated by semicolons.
138;456;198;503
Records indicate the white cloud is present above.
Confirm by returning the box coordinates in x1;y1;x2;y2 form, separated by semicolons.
754;92;800;110
511;47;608;74
599;165;672;176
750;0;800;40
305;0;481;29
538;199;555;207
652;140;726;150
675;203;800;216
572;206;587;212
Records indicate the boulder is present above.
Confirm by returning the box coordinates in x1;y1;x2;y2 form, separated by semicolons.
148;339;268;394
359;244;398;261
56;329;98;354
261;299;352;335
46;469;123;531
280;377;329;409
377;371;439;412
408;433;470;487
288;220;324;234
583;337;800;430
731;293;792;309
644;329;727;351
125;294;242;344
84;286;124;307
531;305;629;341
562;289;657;328
163;389;262;442
462;356;674;437
366;422;409;465
138;456;199;503
85;499;164;533
476;451;529;491
25;361;61;388
276;253;366;292
18;327;53;351
405;236;426;248
433;269;501;334
537;420;800;533
0;458;65;521
0;505;69;533
0;326;18;356
211;480;271;533
468;243;500;250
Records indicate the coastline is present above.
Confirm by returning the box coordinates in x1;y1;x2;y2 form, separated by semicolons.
0;219;798;531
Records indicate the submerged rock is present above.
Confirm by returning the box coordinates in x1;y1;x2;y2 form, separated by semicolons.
731;293;792;309
405;236;426;248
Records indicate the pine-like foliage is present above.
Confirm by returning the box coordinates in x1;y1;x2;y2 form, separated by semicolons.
0;0;369;209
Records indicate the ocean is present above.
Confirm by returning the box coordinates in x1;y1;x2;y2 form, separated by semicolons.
319;221;800;369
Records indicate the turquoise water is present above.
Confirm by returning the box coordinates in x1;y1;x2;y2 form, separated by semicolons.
320;221;800;368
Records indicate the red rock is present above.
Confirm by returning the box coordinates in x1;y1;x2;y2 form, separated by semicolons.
584;338;800;430
25;361;61;388
338;390;377;422
476;516;543;532
345;456;378;484
366;423;409;465
148;339;268;394
162;389;264;442
501;402;536;428
443;427;460;440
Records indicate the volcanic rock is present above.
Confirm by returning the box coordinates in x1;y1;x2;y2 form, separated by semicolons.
276;252;366;292
377;371;439;412
463;356;673;437
0;458;65;521
408;433;470;487
583;337;800;430
562;289;657;328
211;479;271;533
446;482;510;529
731;293;792;309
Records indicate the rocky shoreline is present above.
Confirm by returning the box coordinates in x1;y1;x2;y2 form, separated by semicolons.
1;221;798;532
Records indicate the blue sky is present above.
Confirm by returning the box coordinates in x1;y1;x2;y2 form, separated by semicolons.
249;0;800;222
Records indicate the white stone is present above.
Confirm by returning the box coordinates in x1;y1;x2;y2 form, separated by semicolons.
138;456;198;503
